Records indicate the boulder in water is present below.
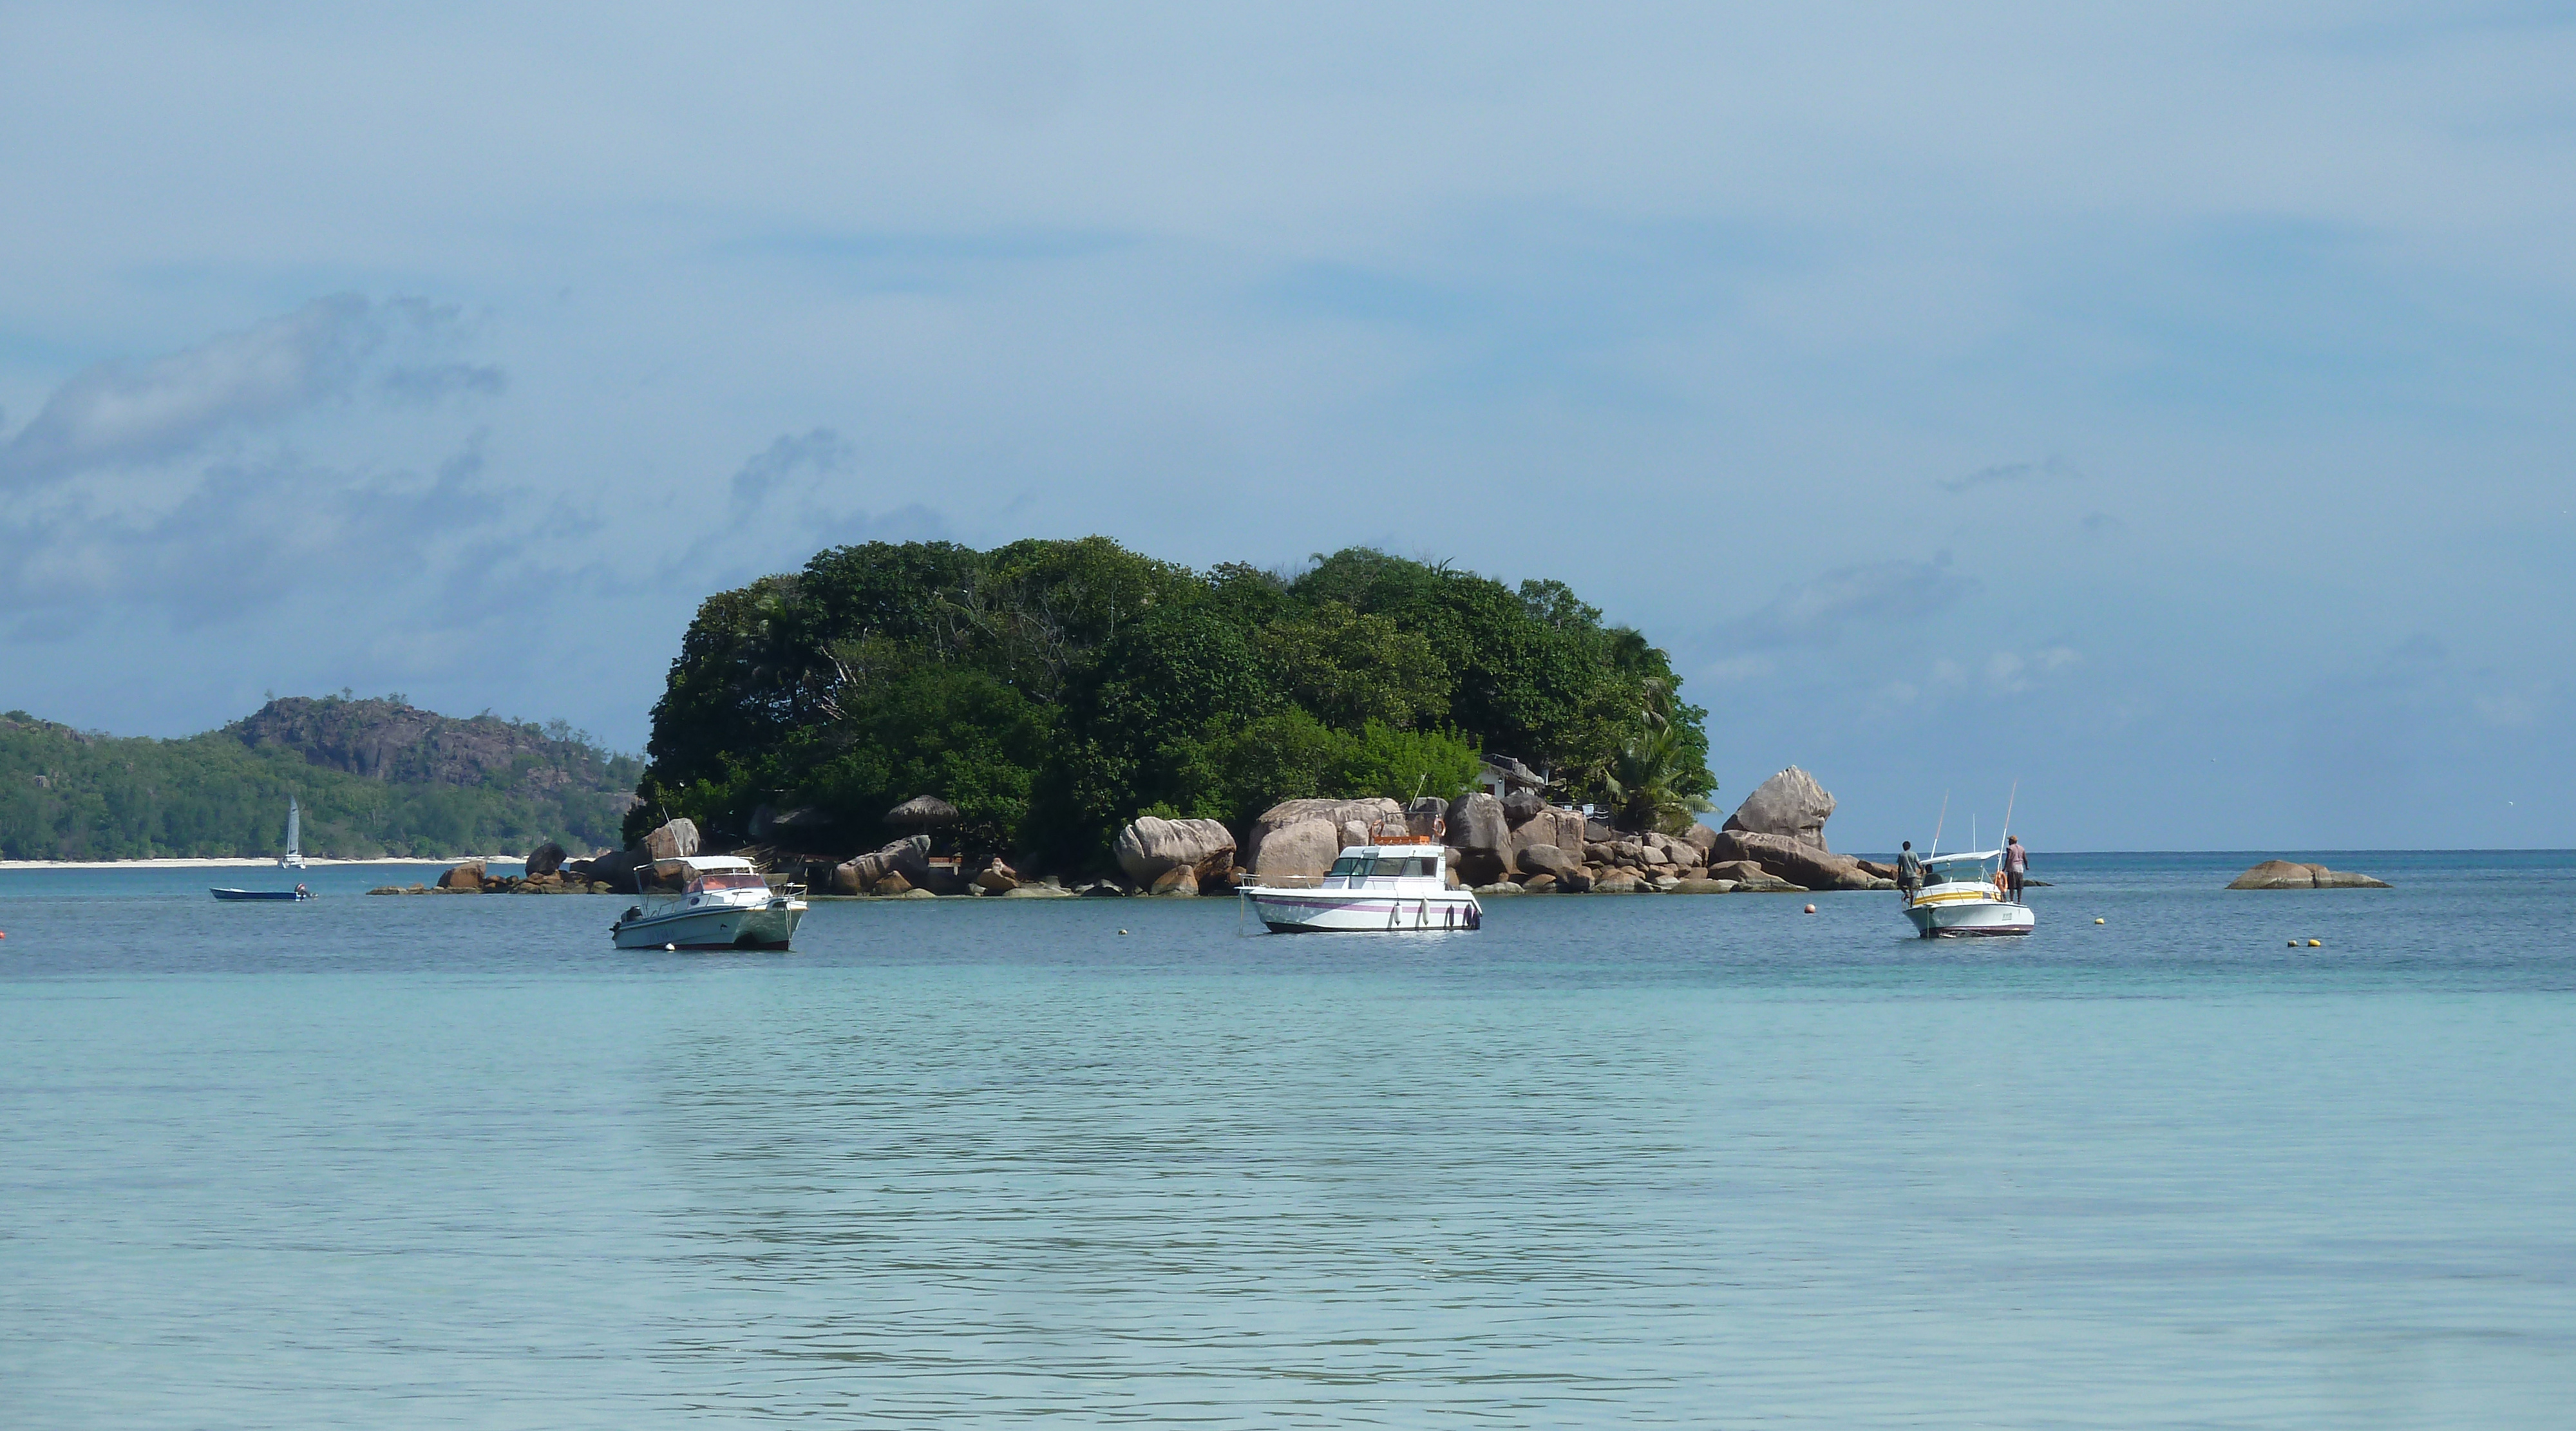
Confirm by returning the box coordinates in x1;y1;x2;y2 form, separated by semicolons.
2228;860;2391;889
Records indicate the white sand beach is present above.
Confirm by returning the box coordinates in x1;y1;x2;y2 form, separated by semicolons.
0;856;527;871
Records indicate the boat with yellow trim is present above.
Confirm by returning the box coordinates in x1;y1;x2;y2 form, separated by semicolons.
1902;849;2034;938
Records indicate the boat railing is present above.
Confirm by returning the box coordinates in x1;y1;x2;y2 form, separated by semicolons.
1246;873;1328;889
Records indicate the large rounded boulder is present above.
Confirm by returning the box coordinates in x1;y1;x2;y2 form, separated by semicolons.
1114;815;1238;884
1721;767;1835;851
1245;797;1405;868
643;817;701;860
1250;818;1341;880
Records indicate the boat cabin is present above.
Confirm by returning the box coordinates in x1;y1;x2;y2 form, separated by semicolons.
1922;851;1998;885
671;855;772;900
1323;843;1449;891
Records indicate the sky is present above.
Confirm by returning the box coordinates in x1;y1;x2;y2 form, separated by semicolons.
2;2;2570;850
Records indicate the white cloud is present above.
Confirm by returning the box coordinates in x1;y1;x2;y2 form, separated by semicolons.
0;296;484;487
1718;558;1980;652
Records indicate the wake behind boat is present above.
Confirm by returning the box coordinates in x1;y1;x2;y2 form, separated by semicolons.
1238;837;1481;933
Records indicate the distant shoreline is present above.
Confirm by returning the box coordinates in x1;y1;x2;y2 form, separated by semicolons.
0;857;524;871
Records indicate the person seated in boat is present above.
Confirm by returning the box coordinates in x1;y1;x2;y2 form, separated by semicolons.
294;883;308;897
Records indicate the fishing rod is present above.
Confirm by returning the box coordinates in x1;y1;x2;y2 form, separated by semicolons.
2001;779;2018;844
1930;790;1948;858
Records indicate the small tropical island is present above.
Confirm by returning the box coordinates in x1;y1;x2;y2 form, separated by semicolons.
536;537;1892;898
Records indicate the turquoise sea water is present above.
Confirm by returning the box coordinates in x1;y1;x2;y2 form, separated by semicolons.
3;852;2572;1427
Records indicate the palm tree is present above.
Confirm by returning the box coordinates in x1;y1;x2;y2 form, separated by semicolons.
1598;721;1718;835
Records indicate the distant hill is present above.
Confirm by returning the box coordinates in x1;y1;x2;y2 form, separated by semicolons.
0;696;642;860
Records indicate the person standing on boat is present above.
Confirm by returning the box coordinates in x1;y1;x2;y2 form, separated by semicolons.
1895;841;1922;898
2002;836;2027;902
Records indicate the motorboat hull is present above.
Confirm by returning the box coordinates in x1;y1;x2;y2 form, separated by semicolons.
211;888;313;902
1905;896;2034;938
1241;888;1481;933
613;899;805;950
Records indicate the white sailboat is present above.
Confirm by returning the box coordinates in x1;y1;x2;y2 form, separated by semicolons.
279;797;306;870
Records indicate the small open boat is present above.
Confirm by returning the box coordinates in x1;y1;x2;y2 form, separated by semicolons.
211;885;313;902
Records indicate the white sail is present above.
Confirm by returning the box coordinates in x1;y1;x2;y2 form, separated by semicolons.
281;797;305;869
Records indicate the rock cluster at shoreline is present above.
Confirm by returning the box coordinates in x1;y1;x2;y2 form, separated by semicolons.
421;773;1914;904
370;857;609;895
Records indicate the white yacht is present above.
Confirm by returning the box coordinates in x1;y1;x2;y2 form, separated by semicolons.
612;855;806;950
1903;849;2035;938
1239;838;1482;933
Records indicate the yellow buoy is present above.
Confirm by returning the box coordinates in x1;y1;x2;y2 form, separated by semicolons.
2094;917;2105;924
2307;939;2322;947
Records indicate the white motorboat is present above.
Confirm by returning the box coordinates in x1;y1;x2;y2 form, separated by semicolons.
1903;849;2034;938
612;855;806;950
1239;837;1481;933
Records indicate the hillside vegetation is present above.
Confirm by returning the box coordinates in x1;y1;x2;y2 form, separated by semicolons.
0;697;641;860
638;538;1714;869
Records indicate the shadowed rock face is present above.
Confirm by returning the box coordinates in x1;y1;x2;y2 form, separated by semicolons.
1712;829;1880;891
2228;860;2392;889
1723;766;1836;851
229;696;630;799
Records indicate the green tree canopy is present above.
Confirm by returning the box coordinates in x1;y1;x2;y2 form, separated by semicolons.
636;538;1714;870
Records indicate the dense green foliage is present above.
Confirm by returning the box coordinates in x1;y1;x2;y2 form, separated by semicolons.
638;538;1713;869
0;705;641;860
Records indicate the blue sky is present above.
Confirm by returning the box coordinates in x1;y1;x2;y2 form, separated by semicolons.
3;2;2570;849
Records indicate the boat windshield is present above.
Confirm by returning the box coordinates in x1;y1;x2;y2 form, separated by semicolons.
1328;855;1437;880
1924;857;1995;884
690;872;768;893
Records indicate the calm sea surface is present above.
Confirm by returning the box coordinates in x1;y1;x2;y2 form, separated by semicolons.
4;852;2572;1428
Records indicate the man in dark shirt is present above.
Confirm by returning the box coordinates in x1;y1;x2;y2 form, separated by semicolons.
2003;836;2028;902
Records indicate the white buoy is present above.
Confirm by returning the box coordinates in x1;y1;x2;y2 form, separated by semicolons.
1803;904;1816;915
2094;917;2105;924
665;943;676;951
